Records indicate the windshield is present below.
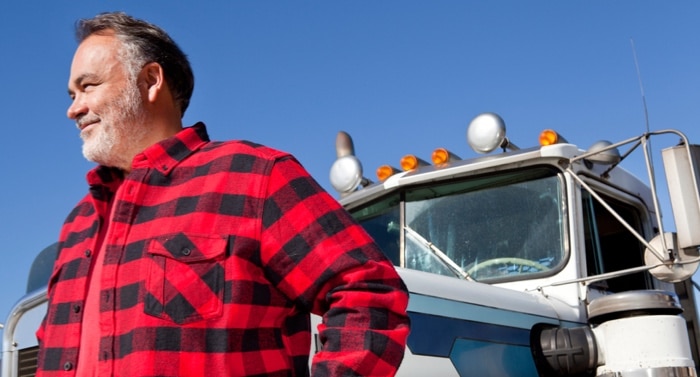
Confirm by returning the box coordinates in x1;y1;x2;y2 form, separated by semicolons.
353;167;567;282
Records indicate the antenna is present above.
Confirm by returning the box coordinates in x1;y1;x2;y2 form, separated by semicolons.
631;38;669;255
630;38;650;133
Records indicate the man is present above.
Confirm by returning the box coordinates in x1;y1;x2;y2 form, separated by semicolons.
37;11;410;376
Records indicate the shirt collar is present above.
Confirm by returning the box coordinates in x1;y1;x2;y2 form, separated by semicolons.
86;122;210;189
140;122;210;175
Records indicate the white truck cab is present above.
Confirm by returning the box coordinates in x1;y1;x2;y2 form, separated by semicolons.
320;112;700;376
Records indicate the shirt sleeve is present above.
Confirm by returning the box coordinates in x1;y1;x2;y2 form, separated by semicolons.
259;155;410;376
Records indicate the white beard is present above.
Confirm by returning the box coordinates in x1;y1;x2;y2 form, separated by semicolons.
80;79;149;169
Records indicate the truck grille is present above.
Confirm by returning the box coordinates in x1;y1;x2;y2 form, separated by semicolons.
17;346;39;377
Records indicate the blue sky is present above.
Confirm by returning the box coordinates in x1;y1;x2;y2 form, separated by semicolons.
1;1;699;323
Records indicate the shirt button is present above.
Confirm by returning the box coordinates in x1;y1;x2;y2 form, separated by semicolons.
181;247;192;256
63;361;73;371
84;249;92;258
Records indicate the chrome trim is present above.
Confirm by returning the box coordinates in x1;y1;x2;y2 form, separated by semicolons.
2;288;48;377
598;366;697;377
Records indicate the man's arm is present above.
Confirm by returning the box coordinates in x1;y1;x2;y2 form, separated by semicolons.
260;155;410;376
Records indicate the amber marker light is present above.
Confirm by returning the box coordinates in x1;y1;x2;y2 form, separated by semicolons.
432;148;449;165
539;129;560;146
431;148;461;165
376;165;400;181
400;155;419;171
400;154;429;171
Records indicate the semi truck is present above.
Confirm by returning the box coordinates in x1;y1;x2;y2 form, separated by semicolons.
3;112;700;376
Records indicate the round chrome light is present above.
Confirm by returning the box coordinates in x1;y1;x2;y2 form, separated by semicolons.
330;155;363;194
586;140;621;165
467;113;507;154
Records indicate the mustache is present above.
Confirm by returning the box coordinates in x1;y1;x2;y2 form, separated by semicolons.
76;114;100;130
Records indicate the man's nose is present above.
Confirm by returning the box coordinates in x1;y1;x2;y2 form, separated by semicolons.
67;95;87;120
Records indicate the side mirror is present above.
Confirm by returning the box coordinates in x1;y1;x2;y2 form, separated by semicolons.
662;144;700;250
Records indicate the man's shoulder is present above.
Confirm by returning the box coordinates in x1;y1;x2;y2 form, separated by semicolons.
202;139;292;161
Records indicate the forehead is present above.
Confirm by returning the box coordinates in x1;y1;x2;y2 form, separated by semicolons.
69;34;126;85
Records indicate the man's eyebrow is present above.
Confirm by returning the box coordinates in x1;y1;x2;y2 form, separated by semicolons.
68;73;98;96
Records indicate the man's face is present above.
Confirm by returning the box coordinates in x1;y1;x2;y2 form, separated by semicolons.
67;34;148;169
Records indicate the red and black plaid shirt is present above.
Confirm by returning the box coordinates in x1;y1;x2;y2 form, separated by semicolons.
37;123;410;376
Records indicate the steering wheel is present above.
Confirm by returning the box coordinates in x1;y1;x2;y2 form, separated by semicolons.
467;257;550;276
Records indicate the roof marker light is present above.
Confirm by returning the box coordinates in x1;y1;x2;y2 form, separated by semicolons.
539;129;559;146
539;129;568;146
376;165;400;181
400;154;429;171
431;148;461;165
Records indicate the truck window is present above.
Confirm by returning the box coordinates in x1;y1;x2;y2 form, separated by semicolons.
582;191;650;292
352;194;402;267
352;167;567;283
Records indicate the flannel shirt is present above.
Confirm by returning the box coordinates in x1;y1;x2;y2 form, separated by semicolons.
36;123;410;376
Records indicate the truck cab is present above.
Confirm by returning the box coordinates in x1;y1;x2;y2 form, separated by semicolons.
321;112;700;376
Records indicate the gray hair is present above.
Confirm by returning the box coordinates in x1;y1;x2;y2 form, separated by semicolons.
75;12;194;117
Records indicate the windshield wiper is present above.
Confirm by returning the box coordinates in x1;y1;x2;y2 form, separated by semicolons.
404;226;473;280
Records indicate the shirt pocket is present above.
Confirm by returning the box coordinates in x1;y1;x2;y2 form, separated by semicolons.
143;233;227;324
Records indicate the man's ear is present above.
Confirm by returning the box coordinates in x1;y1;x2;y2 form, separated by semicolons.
140;62;165;104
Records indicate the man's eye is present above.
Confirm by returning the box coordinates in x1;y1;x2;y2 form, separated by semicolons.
82;81;101;91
